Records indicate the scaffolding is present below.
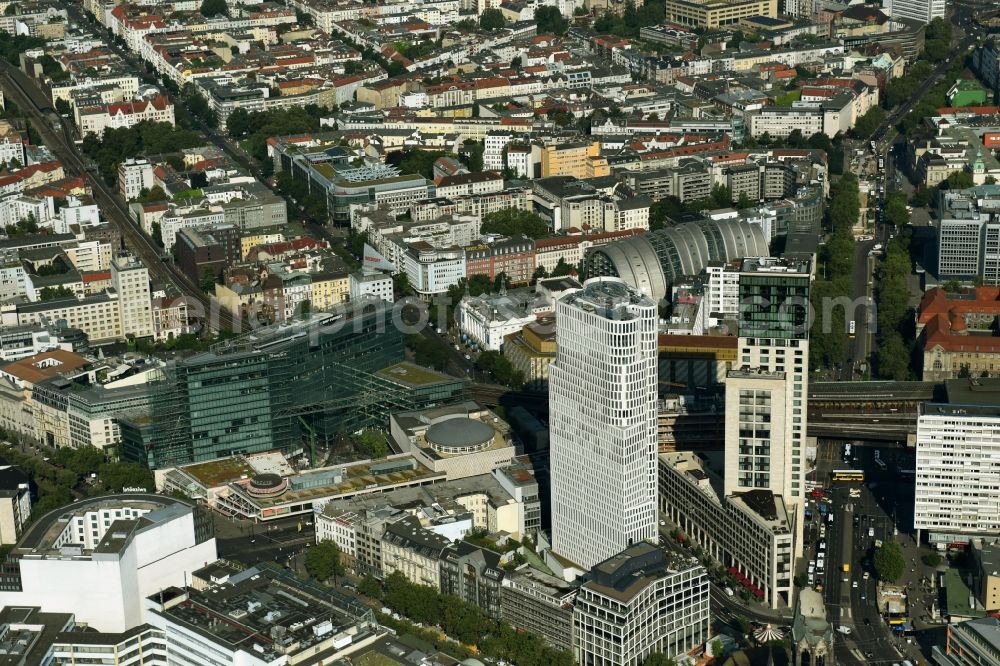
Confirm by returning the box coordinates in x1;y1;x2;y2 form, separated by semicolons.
126;306;411;468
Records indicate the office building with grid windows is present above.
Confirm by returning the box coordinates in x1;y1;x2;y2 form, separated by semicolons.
573;542;710;666
726;257;810;559
938;187;1000;285
549;278;659;570
915;379;1000;545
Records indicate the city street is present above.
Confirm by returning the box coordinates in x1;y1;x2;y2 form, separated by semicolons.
841;238;876;380
811;441;943;666
214;513;316;569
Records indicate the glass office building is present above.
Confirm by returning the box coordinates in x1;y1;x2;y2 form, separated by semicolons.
123;301;462;468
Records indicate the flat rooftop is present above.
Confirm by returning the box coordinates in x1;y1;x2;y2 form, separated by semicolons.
561;278;653;320
739;256;811;275
14;494;191;555
944;377;1000;408
375;361;457;388
232;456;442;509
945;567;986;619
182;456;256;487
318;471;516;520
152;563;376;663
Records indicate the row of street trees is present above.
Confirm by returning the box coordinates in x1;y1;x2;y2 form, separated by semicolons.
368;571;575;666
809;174;859;371
874;232;917;380
0;441;153;518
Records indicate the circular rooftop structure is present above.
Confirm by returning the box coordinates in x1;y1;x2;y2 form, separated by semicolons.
247;473;288;497
425;417;495;454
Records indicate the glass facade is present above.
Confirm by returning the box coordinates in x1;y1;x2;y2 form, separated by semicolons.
738;274;810;341
122;303;459;468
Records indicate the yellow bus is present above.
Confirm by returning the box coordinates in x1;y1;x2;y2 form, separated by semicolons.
832;470;865;483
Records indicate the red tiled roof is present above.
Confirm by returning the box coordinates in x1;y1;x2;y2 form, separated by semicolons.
918;287;1000;324
82;271;112;283
936;105;1000;115
920;287;1000;352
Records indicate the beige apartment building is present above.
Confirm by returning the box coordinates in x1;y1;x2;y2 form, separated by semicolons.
664;0;778;28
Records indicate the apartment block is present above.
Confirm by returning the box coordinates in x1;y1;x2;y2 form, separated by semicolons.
118;158;155;201
727;257;811;560
663;0;778;28
501;565;577;651
111;252;153;340
539;142;609;179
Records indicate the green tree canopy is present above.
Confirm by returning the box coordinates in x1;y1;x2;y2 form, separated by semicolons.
356;429;388;459
883;191;909;227
53;446;105;475
0;31;45;65
476;350;525;389
182;84;218;128
592;0;665;37
945;170;974;190
479;8;505;31
447;275;493;304
94;461;154;493
649;196;683;231
551;258;576;277
873;540;905;582
386;148;452;180
876;332;911;381
200;268;218;293
358;574;382;598
535;6;569;35
852;106;886;139
379;571;573;666
305;540;345;582
199;0;229;17
923;17;952;62
81;121;202;185
481;209;550;239
39;286;74;301
407;335;450;371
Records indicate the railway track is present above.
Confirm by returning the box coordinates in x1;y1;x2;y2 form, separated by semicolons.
0;62;243;333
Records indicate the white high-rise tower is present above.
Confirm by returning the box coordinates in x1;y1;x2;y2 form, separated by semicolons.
111;252;153;339
549;277;658;570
